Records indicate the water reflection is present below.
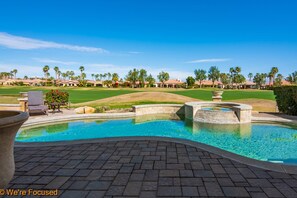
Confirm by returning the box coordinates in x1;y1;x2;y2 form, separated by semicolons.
46;123;69;133
18;123;69;140
184;119;252;138
133;114;182;124
17;127;44;140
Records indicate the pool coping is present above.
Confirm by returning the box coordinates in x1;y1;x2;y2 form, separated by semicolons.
23;112;136;127
15;136;297;175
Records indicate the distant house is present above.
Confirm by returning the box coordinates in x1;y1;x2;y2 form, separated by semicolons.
123;80;149;88
279;80;292;86
195;80;222;88
86;80;104;87
262;79;292;88
56;80;79;87
156;79;184;88
0;78;45;86
243;81;256;89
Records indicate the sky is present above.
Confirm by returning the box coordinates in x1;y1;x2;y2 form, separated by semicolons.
0;0;296;80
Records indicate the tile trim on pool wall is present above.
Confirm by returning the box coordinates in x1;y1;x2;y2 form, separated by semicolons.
15;136;297;175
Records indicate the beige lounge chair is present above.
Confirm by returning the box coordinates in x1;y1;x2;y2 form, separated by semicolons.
28;91;48;115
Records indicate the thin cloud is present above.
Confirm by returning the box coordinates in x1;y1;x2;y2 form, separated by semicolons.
88;63;117;68
186;58;231;63
0;32;108;53
128;51;143;54
33;58;80;65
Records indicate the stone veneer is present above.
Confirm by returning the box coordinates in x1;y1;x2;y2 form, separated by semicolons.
132;103;252;124
132;104;185;117
185;102;252;124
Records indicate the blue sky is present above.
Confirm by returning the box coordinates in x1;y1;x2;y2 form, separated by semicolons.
0;0;296;80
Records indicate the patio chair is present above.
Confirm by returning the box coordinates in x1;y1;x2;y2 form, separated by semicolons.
28;91;48;115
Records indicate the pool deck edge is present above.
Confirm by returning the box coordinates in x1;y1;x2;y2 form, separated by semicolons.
15;136;297;175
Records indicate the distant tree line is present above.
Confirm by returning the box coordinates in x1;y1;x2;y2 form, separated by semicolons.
1;65;297;88
187;66;297;89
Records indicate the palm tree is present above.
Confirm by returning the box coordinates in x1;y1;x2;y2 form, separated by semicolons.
248;73;253;81
274;74;284;86
103;73;107;81
126;69;140;88
43;65;50;80
254;73;267;88
9;71;14;79
186;76;195;87
233;66;242;88
57;70;61;79
229;67;235;88
79;66;85;79
81;73;86;80
268;67;279;86
107;72;112;80
54;66;59;80
95;74;99;81
62;73;67;80
69;71;75;80
194;69;207;88
91;74;95;80
208;66;220;87
139;69;148;87
287;71;297;84
219;73;229;87
79;66;85;73
46;72;50;80
229;67;235;76
234;66;241;74
66;71;71;79
112;73;119;82
234;74;246;88
145;74;156;87
157;71;170;88
12;69;17;79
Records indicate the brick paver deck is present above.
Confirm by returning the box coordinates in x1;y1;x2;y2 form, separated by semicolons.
8;140;297;197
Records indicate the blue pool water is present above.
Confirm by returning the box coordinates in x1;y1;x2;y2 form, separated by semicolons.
16;119;297;164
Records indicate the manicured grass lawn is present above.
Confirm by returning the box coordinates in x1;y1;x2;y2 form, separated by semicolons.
169;89;275;101
0;87;139;103
93;101;183;110
0;86;275;105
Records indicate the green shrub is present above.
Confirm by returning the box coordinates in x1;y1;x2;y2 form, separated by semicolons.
45;90;69;105
95;106;110;113
273;86;297;115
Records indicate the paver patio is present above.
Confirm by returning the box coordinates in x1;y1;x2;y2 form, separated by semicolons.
7;140;297;197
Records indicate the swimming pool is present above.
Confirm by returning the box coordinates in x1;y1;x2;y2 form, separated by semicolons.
17;118;297;165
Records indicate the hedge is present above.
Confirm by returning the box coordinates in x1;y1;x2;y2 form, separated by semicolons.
273;86;297;115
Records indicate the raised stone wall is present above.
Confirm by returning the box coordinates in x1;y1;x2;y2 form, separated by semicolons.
133;104;185;117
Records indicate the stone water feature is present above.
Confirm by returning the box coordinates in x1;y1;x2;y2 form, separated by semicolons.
185;102;252;124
